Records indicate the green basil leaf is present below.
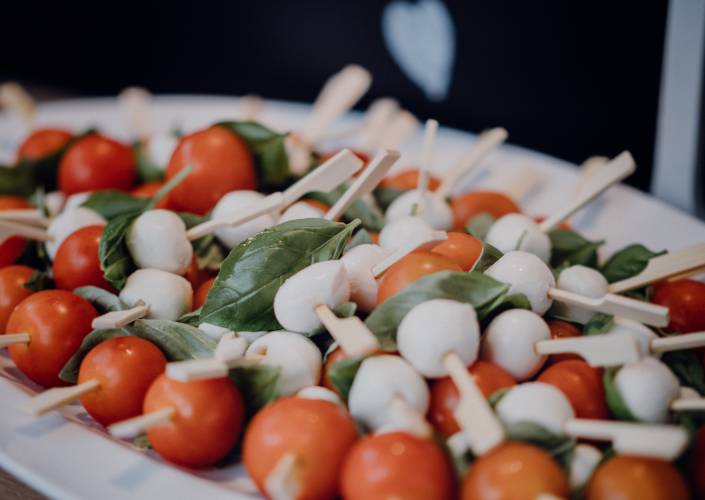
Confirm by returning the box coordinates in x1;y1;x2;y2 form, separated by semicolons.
601;244;666;284
98;210;141;290
229;365;281;418
74;286;127;312
477;293;532;325
145;165;192;211
470;241;503;272
549;229;603;270
23;269;53;292
465;212;496;240
505;421;576;468
603;367;638;421
488;387;511;407
373;187;405;211
309;184;386;232
177;307;202;326
346;228;374;250
662;350;705;395
81;190;149;220
583;313;614;336
329;356;365;403
201;218;360;331
133;140;165;182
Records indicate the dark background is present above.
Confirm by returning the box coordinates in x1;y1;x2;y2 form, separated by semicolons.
1;1;668;190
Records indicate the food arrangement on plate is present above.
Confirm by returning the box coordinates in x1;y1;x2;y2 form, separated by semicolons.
1;65;705;499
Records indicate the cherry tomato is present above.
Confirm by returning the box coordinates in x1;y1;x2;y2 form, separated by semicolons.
379;169;441;191
547;320;583;364
6;290;98;387
302;198;330;213
0;265;34;333
586;455;689;500
16;128;72;161
58;134;135;195
184;257;216;292
244;396;358;499
0;196;32;267
450;191;520;230
78;337;166;426
131;181;171;210
651;279;705;333
368;231;380;244
165;126;256;215
144;374;244;468
193;277;215;310
321;346;347;392
431;232;483;271
429;360;516;437
53;225;110;291
377;251;462;304
537;360;608;419
462;442;569;500
694;426;705;498
341;431;454;500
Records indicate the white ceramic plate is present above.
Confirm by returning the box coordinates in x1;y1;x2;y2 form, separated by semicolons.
0;96;703;500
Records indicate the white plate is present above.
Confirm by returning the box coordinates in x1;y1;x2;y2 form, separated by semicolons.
0;96;703;500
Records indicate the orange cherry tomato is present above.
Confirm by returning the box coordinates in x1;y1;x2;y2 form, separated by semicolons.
184;256;216;292
368;231;380;244
379;169;441;191
16;128;72;161
694;426;705;498
546;320;583;364
53;225;110;292
450;190;521;230
131;181;171;209
429;360;516;437
6;290;98;387
58;134;135;195
193;277;215;310
462;442;569;500
321;345;347;392
537;360;608;419
431;232;483;271
144;374;244;468
651;279;705;333
0;265;34;333
244;396;358;499
165;126;256;215
377;251;462;304
0;196;32;267
78;337;166;426
586;455;689;500
341;431;454;500
302;198;330;213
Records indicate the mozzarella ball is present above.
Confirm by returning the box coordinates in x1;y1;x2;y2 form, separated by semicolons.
146;131;178;168
397;299;480;378
385;190;453;230
481;309;550;381
614;357;679;423
44;191;66;217
297;386;342;405
605;317;659;357
127;209;193;275
552;265;609;324
214;333;249;361
485;213;552;263
348;355;429;432
197;322;232;341
485;251;556;314
46;206;106;259
496;382;575;435
274;260;350;333
340;244;389;312
64;191;92;211
570;444;602;490
246;331;322;396
211;190;278;248
119;269;193;320
278;201;325;223
378;215;437;252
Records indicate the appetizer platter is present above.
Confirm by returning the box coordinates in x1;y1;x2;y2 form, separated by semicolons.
0;66;704;500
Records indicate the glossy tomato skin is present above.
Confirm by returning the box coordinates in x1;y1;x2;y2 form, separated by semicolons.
0;196;32;267
184;256;216;292
651;279;705;333
131;181;171;209
341;431;454;500
193;277;215;310
377;251;462;304
537;360;609;419
450;191;520;230
586;455;689;500
144;374;244;468
0;265;34;333
244;396;357;500
6;290;98;387
165;126;256;215
546;320;583;364
430;360;516;437
78;337;166;426
462;442;569;500
17;128;72;161
379;169;441;191
53;225;111;291
58;134;135;195
431;232;483;271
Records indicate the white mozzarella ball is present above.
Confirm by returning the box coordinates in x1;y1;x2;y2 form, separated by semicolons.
378;215;437;252
481;309;550;381
46;206;106;259
553;265;609;324
127;209;193;275
146;131;178;168
64;191;92;212
340;244;388;312
348;355;429;432
274;260;350;333
246;331;322;396
485;251;556;314
297;386;342;405
485;213;552;263
397;299;480;378
385;190;453;230
614;357;679;423
213;333;249;361
119;269;193;320
606;318;659;357
198;322;232;341
278;201;325;223
44;191;66;217
496;382;575;435
211;191;278;248
570;444;602;490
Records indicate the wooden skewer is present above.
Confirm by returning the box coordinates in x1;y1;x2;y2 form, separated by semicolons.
21;379;101;416
108;407;175;439
670;398;705;411
0;333;31;348
0;219;53;242
382;396;433;438
573;156;609;197
166;334;261;382
0;82;36;127
357;98;400;150
240;94;263;121
498;167;544;201
416;119;439;200
375;110;420;151
314;304;379;357
535;334;641;367
0;209;50;227
265;452;301;500
650;331;705;353
117;87;152;140
91;303;149;330
371;231;447;277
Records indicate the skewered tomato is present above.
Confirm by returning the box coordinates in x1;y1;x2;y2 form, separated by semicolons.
131;181;171;209
537;360;609;419
0;265;33;333
450;190;520;230
184;256;216;291
431;232;483;271
377;251;462;304
546;320;582;364
321;346;347;392
16;128;72;161
53;225;110;291
651;279;705;333
0;196;32;267
193;277;215;310
379;169;441;191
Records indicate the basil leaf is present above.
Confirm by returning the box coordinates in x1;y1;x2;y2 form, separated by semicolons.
81;190;149;220
505;421;576;468
549;229;603;270
229;365;281;418
583;313;614;336
99;210;141;290
329;356;365;403
373;187;404;211
177;307;202;326
465;212;496;240
478;293;532;325
470;241;503;272
601;244;666;284
133;140;165;182
74;286;127;312
23;270;53;292
662;350;705;395
346;228;374;250
309;184;386;232
201;218;360;331
603;367;638;421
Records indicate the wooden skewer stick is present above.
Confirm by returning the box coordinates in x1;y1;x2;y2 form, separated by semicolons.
357;98;400;150
498;167;544;201
671;398;705;411
108;407;175;439
0;333;30;348
375;110;420;151
0;82;36;127
314;304;379;357
91;303;150;330
535;334;641;367
21;379;101;416
573;156;609;197
416;119;439;200
265;452;301;500
381;396;433;438
118;87;152;140
650;331;705;354
240;94;263;121
0;219;53;242
0;209;50;227
371;231;447;278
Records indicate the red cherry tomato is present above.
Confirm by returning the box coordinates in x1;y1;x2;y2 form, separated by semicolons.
17;128;72;161
185;257;216;292
0;265;34;333
193;277;215;310
244;396;358;499
450;190;520;230
165;126;256;215
377;251;462;304
429;360;516;437
537;360;609;419
53;225;111;291
431;232;483;271
546;320;583;364
144;374;245;468
651;279;705;333
6;290;98;387
58;134;135;195
78;337;166;426
321;346;347;392
341;431;454;500
379;169;441;191
0;196;32;267
131;181;171;209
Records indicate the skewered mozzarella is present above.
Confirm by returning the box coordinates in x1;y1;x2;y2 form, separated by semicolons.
614;357;679;423
46;206;106;259
378;215;437;252
485;213;551;263
211;190;278;248
485;250;555;314
495;382;575;435
278;201;325;223
552;265;609;324
340;244;388;312
119;269;193;320
605;317;659;357
127;209;193;275
385;190;453;230
569;444;602;490
297;386;342;405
